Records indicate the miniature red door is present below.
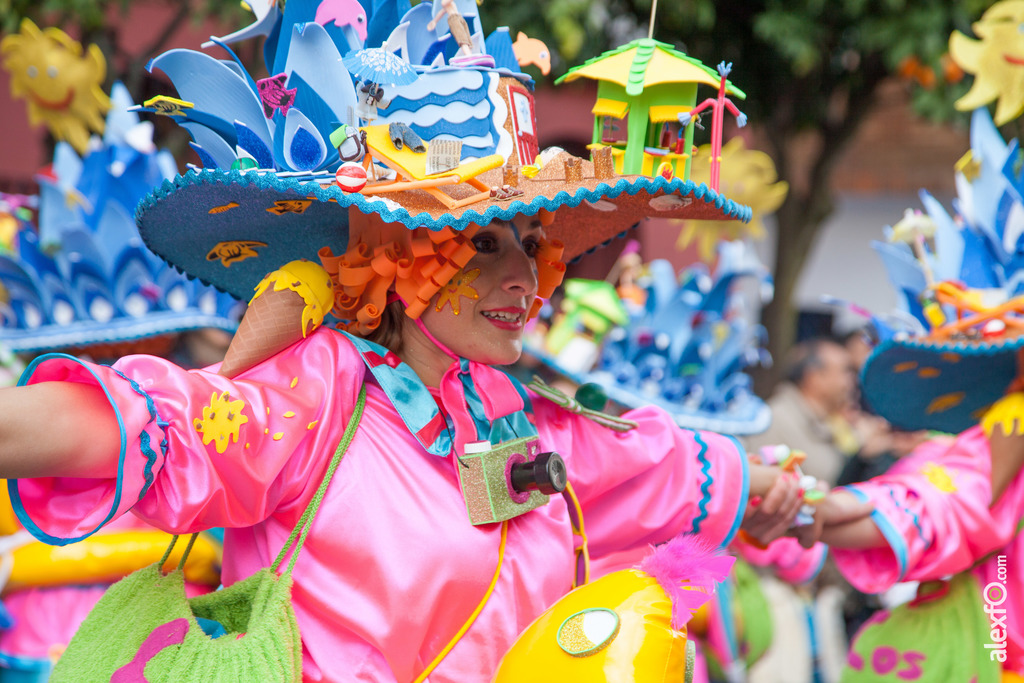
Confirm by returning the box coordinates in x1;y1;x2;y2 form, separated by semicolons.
507;82;539;166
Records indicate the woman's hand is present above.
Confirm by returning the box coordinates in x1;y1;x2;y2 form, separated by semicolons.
742;466;877;548
795;487;876;549
817;488;884;548
741;466;803;546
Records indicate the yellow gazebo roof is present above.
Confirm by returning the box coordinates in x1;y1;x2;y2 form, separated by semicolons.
556;38;745;99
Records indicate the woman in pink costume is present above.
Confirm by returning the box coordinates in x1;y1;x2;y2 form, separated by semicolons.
823;421;1024;679
0;204;869;681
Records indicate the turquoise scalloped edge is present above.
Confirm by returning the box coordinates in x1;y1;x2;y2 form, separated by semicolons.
135;167;753;234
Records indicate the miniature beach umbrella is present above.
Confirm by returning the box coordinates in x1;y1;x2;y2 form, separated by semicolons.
342;45;419;86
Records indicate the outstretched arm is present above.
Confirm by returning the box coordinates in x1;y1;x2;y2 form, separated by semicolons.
426;6;447;30
0;382;119;479
818;489;886;549
744;467;876;548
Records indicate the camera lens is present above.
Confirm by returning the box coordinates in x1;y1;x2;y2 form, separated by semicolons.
510;452;567;495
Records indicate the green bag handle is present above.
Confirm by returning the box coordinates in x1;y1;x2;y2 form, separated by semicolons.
272;384;367;576
160;385;368;579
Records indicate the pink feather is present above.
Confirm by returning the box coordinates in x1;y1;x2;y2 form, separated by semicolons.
637;534;735;631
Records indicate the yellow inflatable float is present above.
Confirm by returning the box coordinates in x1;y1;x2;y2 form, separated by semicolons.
493;534;733;682
0;482;221;592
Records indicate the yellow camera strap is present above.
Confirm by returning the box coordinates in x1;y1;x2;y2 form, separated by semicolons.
412;480;590;681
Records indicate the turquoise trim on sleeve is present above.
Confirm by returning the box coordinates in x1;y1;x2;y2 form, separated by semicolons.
720;434;749;548
110;367;166;500
0;650;53;673
886;488;931;550
8;353;149;546
689;431;713;535
845;486;909;581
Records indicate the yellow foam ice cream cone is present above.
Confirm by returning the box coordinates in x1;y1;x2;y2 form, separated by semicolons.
219;260;334;378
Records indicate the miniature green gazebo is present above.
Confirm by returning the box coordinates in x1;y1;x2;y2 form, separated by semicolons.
555;38;745;179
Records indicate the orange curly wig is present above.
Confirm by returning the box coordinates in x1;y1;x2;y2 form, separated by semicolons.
319;210;565;337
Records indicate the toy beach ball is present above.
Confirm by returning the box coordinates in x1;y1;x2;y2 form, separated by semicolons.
493;535;733;682
335;162;367;193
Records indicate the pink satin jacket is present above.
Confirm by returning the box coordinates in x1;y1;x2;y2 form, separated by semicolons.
832;427;1023;674
11;328;749;681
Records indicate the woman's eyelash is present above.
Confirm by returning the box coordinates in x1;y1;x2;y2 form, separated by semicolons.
472;233;540;255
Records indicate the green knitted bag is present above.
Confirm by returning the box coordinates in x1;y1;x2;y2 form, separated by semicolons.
49;385;367;682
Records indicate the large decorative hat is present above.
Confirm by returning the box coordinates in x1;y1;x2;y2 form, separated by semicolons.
526;239;773;435
130;0;752;315
858;106;1024;433
0;82;242;354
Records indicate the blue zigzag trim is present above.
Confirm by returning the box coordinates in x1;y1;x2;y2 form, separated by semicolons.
136;168;753;237
867;333;1024;358
111;367;167;500
690;430;713;534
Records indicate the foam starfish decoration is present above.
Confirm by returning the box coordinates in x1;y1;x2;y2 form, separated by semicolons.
434;267;479;314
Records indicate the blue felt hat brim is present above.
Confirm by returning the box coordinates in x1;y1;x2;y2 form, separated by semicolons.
135;168;752;302
860;336;1024;434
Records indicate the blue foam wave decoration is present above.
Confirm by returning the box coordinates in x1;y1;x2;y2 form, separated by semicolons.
868;108;1024;340
386;86;490;112
526;240;772;435
0;84;242;353
134;0;538;175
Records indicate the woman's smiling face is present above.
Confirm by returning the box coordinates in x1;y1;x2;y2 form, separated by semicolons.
416;216;543;366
